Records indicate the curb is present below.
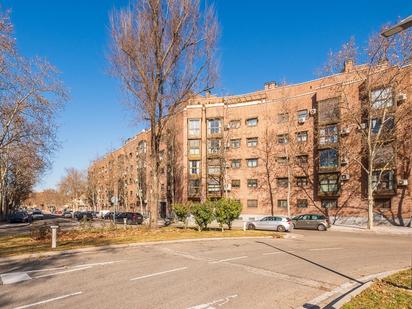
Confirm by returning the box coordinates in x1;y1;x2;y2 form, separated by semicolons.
0;236;275;264
298;268;409;309
331;268;409;308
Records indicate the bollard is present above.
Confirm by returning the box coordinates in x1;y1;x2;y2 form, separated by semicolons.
243;221;247;231
50;225;59;249
123;217;127;229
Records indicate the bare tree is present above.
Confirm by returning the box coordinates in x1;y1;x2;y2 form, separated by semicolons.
110;0;218;227
322;29;412;229
58;168;87;210
0;9;67;219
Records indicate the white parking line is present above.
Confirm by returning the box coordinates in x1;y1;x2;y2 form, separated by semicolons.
309;247;343;251
262;251;295;255
13;291;82;309
130;267;188;281
33;266;92;279
186;294;238;309
209;256;248;264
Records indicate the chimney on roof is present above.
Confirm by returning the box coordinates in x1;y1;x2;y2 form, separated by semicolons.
343;59;354;73
264;81;276;90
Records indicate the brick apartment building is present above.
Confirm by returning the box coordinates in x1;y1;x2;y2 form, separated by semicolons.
89;60;411;224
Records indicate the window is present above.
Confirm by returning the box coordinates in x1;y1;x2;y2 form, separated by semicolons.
247;199;258;208
277;134;289;144
296;155;308;164
319;174;339;193
188;119;201;136
297;109;308;121
297;199;308;208
372;170;395;191
247;158;258;168
207;178;220;192
371;116;394;134
374;199;391;208
230;139;241;149
319;125;338;145
138;141;147;154
371;87;393;109
277;178;288;188
277;156;288;165
229;120;241;129
231;179;240;188
374;145;395;166
231;159;241;169
277;113;289;123
207;164;221;174
321;199;337;208
188;139;200;155
207;139;221;154
318;97;339;122
319;149;338;168
247;179;258;188
188;179;200;196
246;118;258;127
247;137;258;148
277;200;287;208
296;131;308;143
296;177;308;187
207;118;222;134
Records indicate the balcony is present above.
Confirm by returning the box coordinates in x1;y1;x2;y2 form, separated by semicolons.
188;187;201;198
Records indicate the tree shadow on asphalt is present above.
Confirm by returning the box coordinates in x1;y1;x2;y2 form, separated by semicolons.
256;241;368;309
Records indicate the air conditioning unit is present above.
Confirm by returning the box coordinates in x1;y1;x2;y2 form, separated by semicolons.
397;93;407;104
309;108;317;116
224;183;232;191
398;179;409;186
341;174;350;181
341;157;349;165
298;117;306;124
340;127;350;135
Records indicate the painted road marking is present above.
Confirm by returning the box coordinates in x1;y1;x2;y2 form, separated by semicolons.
0;272;31;285
33;266;92;279
186;294;238;309
130;267;188;281
262;251;295;255
13;291;82;309
209;256;248;264
309;248;343;251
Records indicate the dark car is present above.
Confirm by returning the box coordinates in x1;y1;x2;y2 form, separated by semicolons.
75;211;93;221
292;214;329;231
7;211;29;223
115;212;144;225
104;212;114;220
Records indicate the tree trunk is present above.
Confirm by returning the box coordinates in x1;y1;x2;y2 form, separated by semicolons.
149;152;159;229
367;172;374;230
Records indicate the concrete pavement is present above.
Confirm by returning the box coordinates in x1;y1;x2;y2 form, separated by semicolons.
0;230;410;309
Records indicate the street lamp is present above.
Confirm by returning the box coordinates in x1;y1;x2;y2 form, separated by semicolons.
381;15;412;37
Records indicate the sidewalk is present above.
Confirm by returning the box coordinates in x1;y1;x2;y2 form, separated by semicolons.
330;224;412;235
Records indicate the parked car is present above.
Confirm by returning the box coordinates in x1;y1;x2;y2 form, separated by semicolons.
31;210;44;220
98;210;110;219
63;211;73;218
247;216;293;232
7;211;29;223
75;211;93;221
292;214;328;231
115;212;144;225
104;212;114;220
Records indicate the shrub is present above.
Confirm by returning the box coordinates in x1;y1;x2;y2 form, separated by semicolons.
172;202;191;228
191;200;215;231
215;198;242;230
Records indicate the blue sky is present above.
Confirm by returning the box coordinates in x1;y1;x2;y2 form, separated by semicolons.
3;1;411;190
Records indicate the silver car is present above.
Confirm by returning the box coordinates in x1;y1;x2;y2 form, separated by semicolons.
247;216;293;232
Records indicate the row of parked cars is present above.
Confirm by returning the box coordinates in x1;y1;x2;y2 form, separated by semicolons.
247;214;328;232
60;210;144;225
7;209;44;223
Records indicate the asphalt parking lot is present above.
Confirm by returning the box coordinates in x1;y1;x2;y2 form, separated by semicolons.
0;229;410;309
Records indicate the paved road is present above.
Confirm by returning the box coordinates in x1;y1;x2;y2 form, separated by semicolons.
0;230;410;309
